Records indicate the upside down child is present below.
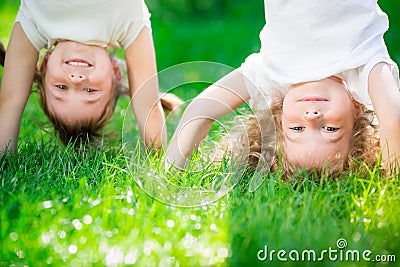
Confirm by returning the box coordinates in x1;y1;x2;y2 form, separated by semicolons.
166;0;400;177
0;0;181;155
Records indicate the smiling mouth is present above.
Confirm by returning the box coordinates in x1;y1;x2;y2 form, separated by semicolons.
299;96;328;101
65;59;93;67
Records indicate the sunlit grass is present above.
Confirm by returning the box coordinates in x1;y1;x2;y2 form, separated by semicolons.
1;138;399;266
1;142;230;266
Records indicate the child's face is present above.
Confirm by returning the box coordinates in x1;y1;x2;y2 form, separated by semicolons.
44;41;114;125
282;77;357;168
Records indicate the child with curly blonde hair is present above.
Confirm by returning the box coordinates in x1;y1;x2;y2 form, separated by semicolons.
166;0;400;177
0;0;181;154
223;92;380;179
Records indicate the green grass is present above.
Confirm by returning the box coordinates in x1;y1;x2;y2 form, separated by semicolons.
1;141;399;266
1;2;400;267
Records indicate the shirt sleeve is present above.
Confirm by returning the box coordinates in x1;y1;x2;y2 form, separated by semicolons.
341;54;400;110
15;1;46;52
120;0;152;49
238;51;279;111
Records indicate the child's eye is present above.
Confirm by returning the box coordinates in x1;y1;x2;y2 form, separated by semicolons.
56;85;67;90
84;88;95;93
289;126;304;131
323;127;339;132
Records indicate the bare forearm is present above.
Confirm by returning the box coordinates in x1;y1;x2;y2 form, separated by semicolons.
166;70;249;169
166;111;214;169
369;62;400;172
0;23;38;155
0;98;26;154
0;124;20;154
379;127;400;171
139;103;167;149
124;27;164;149
130;79;166;149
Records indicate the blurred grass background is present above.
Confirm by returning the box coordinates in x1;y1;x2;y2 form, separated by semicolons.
1;0;399;86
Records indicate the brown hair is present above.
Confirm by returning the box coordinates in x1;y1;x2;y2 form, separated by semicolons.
34;52;127;147
34;51;182;148
220;92;380;180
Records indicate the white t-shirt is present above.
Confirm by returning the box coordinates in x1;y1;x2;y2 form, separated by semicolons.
240;0;399;110
15;0;151;51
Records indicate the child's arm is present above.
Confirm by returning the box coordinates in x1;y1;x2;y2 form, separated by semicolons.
166;70;250;169
124;27;166;149
0;23;38;155
368;62;400;172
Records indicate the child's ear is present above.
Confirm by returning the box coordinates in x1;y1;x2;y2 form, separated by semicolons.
39;51;51;73
111;57;123;84
0;41;5;67
352;99;364;118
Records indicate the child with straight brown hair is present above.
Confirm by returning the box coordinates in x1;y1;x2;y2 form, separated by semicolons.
0;0;181;154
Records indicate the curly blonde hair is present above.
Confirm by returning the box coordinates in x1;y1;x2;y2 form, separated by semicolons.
221;93;381;180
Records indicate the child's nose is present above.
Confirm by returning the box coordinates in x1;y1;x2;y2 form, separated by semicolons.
69;73;86;83
304;110;321;120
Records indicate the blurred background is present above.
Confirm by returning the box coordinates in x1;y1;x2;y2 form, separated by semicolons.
150;0;400;69
1;0;399;74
